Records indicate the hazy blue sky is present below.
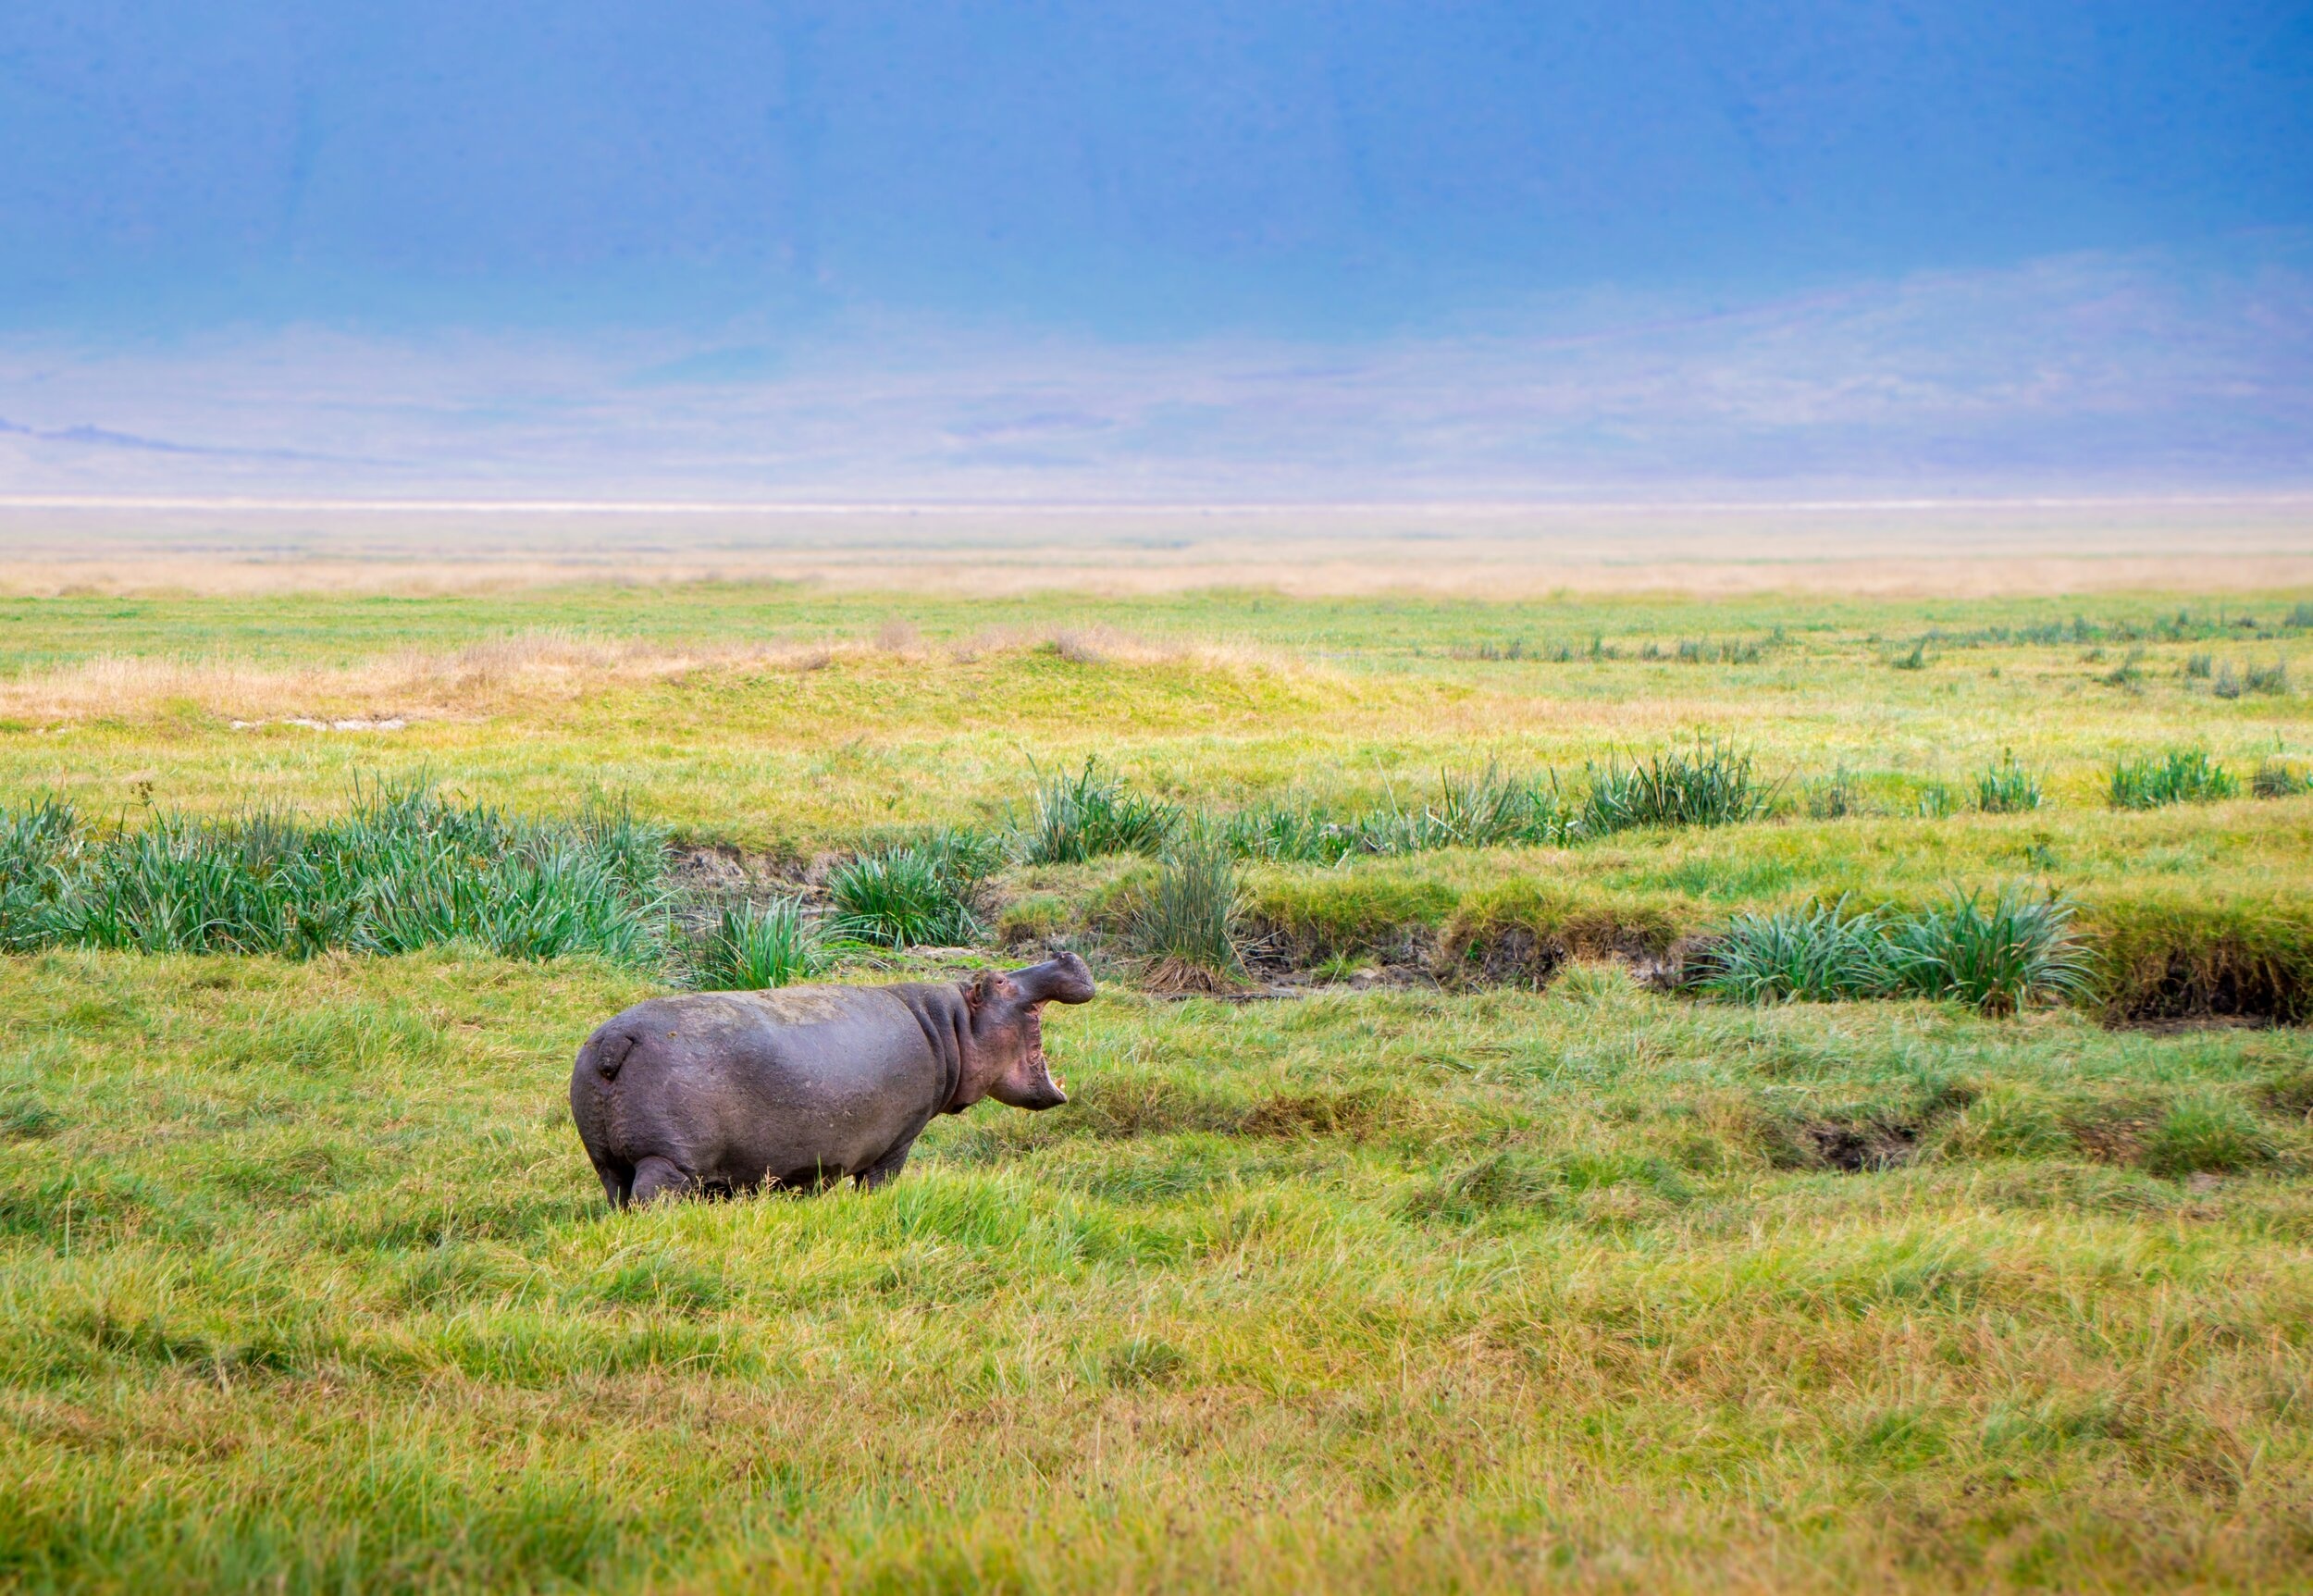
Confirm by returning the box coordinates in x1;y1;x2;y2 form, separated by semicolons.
2;3;2309;496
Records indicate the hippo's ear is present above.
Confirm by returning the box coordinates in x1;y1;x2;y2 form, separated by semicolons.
964;969;1017;1013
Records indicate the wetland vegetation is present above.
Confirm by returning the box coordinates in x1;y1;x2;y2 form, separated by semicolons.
1;581;2310;1591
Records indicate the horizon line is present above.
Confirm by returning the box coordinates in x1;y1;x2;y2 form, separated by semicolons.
6;492;2313;517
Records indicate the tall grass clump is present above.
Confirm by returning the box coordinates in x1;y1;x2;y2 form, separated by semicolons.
1360;764;1566;853
1574;740;1770;837
825;844;984;948
2245;656;2291;696
1223;798;1362;864
1694;899;1892;1004
1020;761;1180;864
1698;888;2087;1015
2253;759;2308;799
0;798;85;952
0;784;671;965
1803;767;1862;820
692;898;827;989
1974;752;2042;814
2109;750;2237;810
1878;888;2092;1015
1225;765;1564;862
1128;828;1245;991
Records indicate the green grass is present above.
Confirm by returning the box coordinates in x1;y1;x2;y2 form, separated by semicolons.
3;581;2313;1589
2;949;2310;1590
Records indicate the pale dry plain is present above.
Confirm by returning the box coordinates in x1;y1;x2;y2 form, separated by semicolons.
4;495;2312;598
4;503;2313;1594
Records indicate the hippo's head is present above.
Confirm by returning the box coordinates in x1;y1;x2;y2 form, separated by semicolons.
960;951;1096;1111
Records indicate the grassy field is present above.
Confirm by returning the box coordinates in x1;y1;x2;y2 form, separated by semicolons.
4;580;2313;1591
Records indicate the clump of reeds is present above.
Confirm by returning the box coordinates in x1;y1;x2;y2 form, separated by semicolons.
0;783;671;965
1803;767;1862;820
1574;740;1769;837
1363;764;1567;853
1696;888;2088;1015
1020;761;1180;864
692;898;827;989
824;836;988;948
1224;765;1565;862
1974;751;2042;814
2109;749;2236;810
2252;758;2307;799
1130;827;1246;992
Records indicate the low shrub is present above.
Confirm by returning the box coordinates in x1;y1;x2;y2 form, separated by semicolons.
1223;798;1363;864
1692;899;1892;1005
2245;656;2291;696
1020;761;1179;864
2109;750;2236;810
1226;765;1565;861
1878;889;2091;1015
1360;764;1566;853
2184;652;2214;680
692;898;826;990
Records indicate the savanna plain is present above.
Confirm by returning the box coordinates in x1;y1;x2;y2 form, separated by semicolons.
4;572;2313;1592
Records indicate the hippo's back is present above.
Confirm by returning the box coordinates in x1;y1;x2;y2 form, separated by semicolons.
572;984;958;1190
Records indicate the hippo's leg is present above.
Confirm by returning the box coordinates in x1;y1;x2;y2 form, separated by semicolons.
627;1156;696;1206
855;1138;916;1192
591;1158;634;1208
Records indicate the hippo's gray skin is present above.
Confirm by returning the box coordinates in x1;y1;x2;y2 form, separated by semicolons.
571;953;1094;1206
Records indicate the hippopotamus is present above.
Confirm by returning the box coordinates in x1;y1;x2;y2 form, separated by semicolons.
569;952;1095;1206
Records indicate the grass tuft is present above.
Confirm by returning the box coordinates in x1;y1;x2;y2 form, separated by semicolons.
1974;751;2042;814
2109;749;2237;810
1699;888;2087;1014
825;845;984;948
1129;828;1246;987
1020;760;1180;864
2253;758;2308;798
0;784;670;965
1575;739;1770;837
691;897;827;989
